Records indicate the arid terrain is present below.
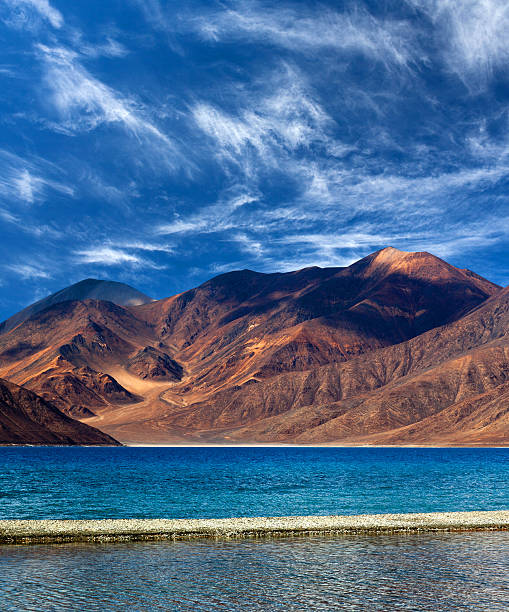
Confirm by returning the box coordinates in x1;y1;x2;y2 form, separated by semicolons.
1;247;508;445
0;377;119;445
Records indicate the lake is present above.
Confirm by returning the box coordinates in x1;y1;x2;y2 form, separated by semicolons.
1;532;508;610
0;446;508;519
1;447;508;610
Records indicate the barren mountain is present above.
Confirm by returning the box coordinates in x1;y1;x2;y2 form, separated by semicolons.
134;247;498;385
214;287;509;446
0;278;152;334
0;299;153;417
0;377;120;445
0;247;506;445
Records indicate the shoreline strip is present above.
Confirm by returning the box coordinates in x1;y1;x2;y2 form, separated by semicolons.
1;511;509;545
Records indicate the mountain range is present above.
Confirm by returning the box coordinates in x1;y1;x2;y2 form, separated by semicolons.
0;247;507;445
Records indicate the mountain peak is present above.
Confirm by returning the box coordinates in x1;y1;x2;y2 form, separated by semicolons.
54;279;153;305
378;246;408;254
0;279;152;334
350;246;418;276
372;246;411;262
347;247;500;296
372;246;441;263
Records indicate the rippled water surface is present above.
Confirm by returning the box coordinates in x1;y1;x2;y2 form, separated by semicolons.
1;532;509;611
0;446;508;519
1;447;509;610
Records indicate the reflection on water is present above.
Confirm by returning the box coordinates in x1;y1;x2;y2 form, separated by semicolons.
1;532;508;611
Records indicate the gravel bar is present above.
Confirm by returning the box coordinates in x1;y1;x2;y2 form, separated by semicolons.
1;511;509;545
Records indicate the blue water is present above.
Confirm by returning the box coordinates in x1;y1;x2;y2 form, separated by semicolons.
2;533;509;610
0;447;508;520
1;447;509;610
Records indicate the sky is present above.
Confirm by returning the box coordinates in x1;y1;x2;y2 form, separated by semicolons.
1;0;508;318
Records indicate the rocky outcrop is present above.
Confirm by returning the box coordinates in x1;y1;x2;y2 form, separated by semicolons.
31;366;141;418
127;347;183;381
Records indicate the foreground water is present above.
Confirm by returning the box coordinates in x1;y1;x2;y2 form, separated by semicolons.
1;447;508;610
1;532;508;610
0;446;508;520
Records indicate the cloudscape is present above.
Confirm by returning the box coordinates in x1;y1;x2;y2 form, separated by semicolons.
1;0;508;318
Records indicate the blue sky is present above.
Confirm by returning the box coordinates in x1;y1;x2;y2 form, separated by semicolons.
1;0;508;318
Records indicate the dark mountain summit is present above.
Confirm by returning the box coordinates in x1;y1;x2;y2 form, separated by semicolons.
0;279;152;334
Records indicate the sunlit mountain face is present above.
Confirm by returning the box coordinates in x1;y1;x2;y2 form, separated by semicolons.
1;0;508;320
1;248;506;445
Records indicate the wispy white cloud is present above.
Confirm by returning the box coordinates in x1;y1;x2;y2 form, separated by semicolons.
157;190;259;235
12;168;73;204
192;64;336;176
186;1;417;71
2;0;63;29
0;150;74;206
5;263;52;280
283;231;400;252
37;45;153;134
232;233;264;257
298;162;509;213
113;240;174;254
188;0;509;88
36;45;184;170
265;229;400;270
0;204;63;239
14;169;35;203
73;245;166;269
74;246;143;266
408;0;509;88
0;208;20;223
79;37;129;59
70;166;140;207
157;218;210;235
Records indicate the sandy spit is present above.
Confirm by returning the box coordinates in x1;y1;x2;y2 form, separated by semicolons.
1;511;508;545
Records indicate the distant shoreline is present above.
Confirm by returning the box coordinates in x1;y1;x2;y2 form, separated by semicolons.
1;443;508;448
1;511;508;546
125;443;509;448
1;443;509;448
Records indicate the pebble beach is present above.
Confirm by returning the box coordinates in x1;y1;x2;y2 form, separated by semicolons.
1;510;508;545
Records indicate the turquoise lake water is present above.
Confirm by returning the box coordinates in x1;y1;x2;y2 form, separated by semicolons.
1;447;508;610
0;446;508;519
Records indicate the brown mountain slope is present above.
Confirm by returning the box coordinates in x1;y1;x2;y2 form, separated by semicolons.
0;378;120;445
133;247;498;388
0;299;154;417
184;287;509;445
86;280;508;444
86;250;502;444
0;247;503;444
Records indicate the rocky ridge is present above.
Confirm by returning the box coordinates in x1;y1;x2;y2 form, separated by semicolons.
0;377;120;445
